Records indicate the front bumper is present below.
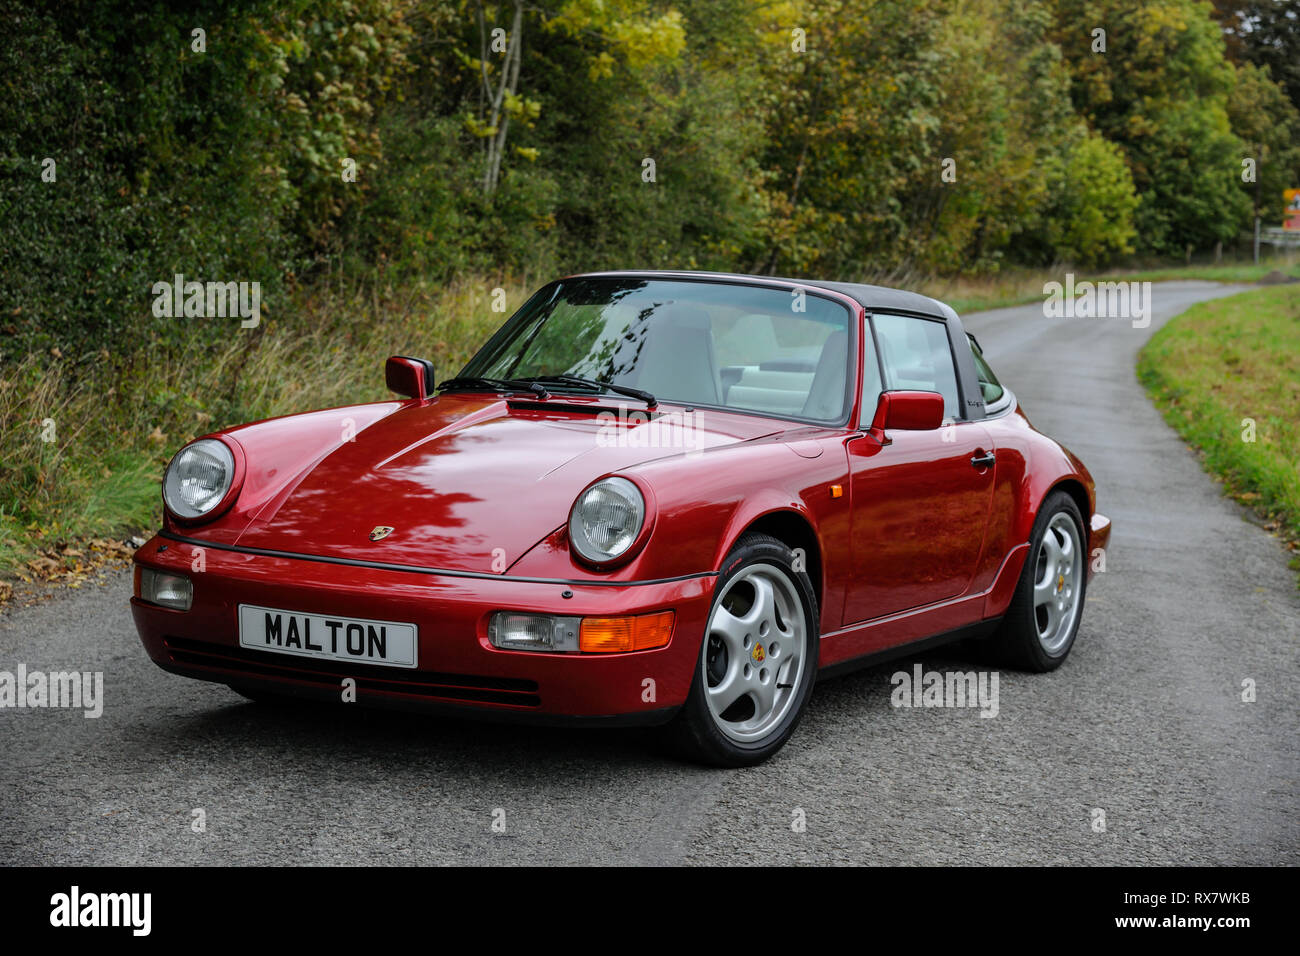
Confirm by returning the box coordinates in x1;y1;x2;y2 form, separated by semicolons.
131;535;713;725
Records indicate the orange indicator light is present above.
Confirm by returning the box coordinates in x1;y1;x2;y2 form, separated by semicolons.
579;610;675;653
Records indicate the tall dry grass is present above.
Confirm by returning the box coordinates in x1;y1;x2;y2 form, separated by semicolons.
0;274;531;575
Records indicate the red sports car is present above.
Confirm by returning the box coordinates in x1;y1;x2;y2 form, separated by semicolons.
132;272;1111;766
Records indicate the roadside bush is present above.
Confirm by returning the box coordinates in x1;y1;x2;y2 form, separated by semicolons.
1043;132;1139;268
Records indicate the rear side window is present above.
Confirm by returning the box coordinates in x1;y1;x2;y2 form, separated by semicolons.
871;314;960;420
970;343;1005;405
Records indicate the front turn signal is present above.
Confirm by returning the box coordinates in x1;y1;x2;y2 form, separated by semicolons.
579;610;674;653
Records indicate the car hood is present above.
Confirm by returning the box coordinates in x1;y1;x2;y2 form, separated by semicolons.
232;395;781;572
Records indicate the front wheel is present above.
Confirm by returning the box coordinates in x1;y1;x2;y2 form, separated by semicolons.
664;533;819;767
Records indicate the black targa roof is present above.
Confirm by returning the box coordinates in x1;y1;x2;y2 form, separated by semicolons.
574;270;954;319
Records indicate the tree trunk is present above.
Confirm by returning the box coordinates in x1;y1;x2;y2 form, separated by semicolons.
481;0;524;196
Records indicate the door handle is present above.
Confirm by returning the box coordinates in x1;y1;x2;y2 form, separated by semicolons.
970;451;995;469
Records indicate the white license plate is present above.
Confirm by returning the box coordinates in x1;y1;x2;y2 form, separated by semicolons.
238;604;418;668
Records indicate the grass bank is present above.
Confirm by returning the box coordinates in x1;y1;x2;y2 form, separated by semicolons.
0;275;530;592
1138;284;1300;584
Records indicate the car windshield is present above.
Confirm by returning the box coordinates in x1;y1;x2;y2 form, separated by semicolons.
458;277;854;423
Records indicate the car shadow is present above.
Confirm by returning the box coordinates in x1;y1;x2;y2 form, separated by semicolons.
803;641;1004;718
132;688;681;774
126;641;999;773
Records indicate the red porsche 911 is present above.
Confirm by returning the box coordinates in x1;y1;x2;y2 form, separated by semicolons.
132;272;1111;766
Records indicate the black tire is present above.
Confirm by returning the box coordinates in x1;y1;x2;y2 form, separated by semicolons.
664;532;819;767
985;490;1088;672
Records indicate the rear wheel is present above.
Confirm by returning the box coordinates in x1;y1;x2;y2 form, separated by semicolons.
665;533;819;767
986;490;1087;671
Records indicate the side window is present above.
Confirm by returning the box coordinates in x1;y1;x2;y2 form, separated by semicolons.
872;314;961;420
970;341;1005;406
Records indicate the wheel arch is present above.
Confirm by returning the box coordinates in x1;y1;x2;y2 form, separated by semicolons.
1011;465;1094;547
1045;477;1091;528
731;509;823;619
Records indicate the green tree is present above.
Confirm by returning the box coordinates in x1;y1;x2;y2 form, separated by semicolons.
1043;132;1140;266
1226;60;1300;226
1052;0;1250;255
918;0;1081;272
754;0;952;275
1214;0;1300;111
525;0;764;270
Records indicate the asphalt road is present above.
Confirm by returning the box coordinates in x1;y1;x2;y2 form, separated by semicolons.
2;280;1296;865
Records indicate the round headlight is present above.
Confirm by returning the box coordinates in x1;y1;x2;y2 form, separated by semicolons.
568;477;646;565
163;439;236;520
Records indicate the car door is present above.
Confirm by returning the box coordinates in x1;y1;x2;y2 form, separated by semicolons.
841;313;996;625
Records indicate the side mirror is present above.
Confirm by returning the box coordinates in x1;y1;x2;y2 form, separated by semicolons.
869;390;945;441
385;355;436;401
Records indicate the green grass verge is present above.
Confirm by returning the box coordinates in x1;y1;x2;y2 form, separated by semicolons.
1137;284;1300;584
1099;262;1300;285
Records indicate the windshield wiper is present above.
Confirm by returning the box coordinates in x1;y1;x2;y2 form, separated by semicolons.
526;375;657;408
439;374;656;408
436;376;550;399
